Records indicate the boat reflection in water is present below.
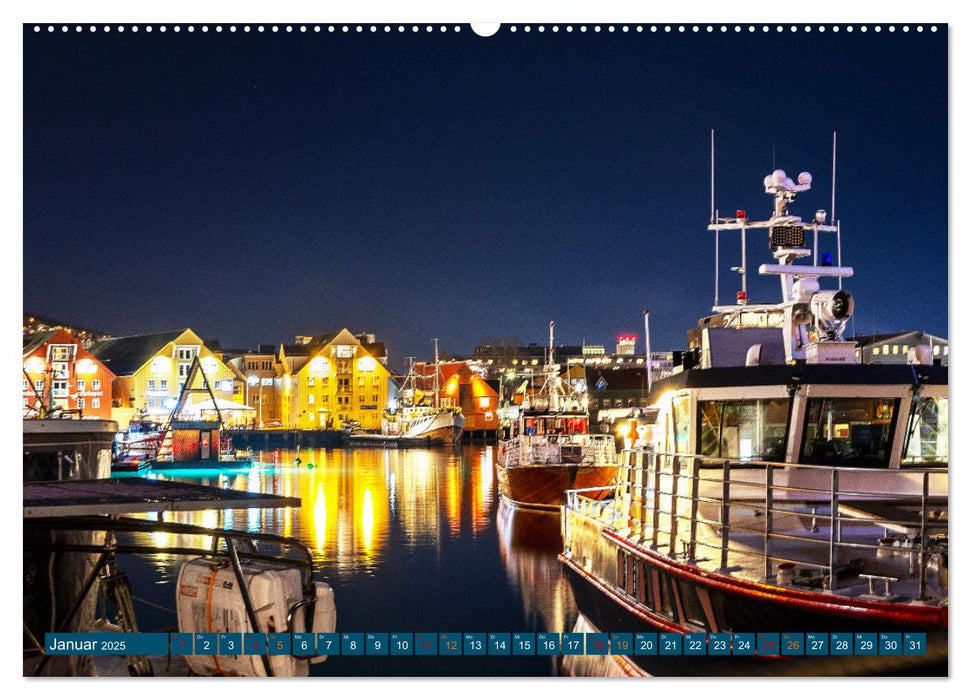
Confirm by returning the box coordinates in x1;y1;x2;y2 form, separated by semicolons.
496;499;578;642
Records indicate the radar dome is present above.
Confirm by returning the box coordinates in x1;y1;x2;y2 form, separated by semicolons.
772;169;787;185
798;172;812;185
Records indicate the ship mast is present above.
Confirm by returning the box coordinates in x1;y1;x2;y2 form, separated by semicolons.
433;337;440;408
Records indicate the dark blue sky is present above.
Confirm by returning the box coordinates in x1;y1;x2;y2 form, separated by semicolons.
23;25;947;368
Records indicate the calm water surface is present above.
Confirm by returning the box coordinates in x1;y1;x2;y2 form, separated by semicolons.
121;445;578;676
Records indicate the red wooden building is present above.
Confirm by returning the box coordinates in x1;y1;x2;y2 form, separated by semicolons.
23;329;116;420
414;361;499;432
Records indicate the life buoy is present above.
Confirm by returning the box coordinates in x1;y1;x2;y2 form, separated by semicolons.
599;422;610;434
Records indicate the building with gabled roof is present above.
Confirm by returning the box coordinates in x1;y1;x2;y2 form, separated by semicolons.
284;328;395;430
23;328;116;419
88;328;239;427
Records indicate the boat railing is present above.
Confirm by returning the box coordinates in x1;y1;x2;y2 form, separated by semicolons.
503;434;616;467
564;450;948;600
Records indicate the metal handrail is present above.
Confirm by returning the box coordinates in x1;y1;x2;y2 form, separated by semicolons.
565;449;948;599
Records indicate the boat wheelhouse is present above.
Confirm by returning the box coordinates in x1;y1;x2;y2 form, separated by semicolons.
497;323;618;510
560;164;948;675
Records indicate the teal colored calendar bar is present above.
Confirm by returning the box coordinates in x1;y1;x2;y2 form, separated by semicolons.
36;631;935;659
43;633;170;656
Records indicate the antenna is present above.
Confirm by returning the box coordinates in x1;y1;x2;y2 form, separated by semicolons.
831;131;837;225
643;310;653;395
710;129;715;224
548;321;555;365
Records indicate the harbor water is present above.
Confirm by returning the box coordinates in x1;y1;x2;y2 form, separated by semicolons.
120;445;578;676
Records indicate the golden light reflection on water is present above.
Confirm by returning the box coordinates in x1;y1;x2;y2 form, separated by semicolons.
140;447;500;575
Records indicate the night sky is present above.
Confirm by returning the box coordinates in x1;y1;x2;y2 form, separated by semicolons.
23;25;947;368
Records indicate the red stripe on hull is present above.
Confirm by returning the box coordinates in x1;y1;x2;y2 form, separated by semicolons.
603;530;947;628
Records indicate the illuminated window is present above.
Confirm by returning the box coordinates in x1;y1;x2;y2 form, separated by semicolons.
902;345;909;353
892;345;899;355
52;362;69;379
308;412;315;421
882;344;890;355
531;359;538;366
307;376;315;387
873;347;880;356
478;397;490;409
943;346;949;356
372;375;379;385
51;346;71;361
261;378;272;387
933;346;941;356
308;394;315;404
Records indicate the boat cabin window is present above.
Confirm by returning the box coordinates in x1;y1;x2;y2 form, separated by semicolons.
697;399;789;462
801;397;899;467
902;396;948;465
518;416;587;437
671;394;691;455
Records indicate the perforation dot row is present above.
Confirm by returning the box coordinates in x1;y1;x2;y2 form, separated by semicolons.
31;24;939;34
